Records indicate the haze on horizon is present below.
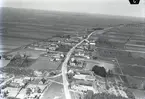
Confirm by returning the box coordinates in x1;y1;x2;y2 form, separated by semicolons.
0;0;145;18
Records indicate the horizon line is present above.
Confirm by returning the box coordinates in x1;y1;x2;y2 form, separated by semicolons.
1;6;145;19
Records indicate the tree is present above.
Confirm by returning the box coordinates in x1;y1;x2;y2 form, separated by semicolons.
3;91;9;97
26;88;32;96
41;78;46;84
143;83;145;90
37;87;41;93
92;65;107;77
128;52;132;57
107;70;113;77
85;90;93;99
92;56;98;60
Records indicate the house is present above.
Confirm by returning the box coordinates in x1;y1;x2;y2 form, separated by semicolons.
74;51;85;57
85;75;95;81
89;42;96;45
74;51;90;59
75;70;93;76
2;87;20;98
73;74;87;80
71;80;94;92
71;84;94;92
48;46;57;51
76;46;84;50
34;71;43;77
47;44;59;51
71;70;95;81
34;47;46;51
10;78;25;88
73;74;95;81
69;59;85;68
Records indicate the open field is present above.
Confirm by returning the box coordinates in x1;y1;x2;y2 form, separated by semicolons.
29;57;61;70
0;67;35;76
0;60;10;67
95;48;145;66
10;49;45;58
85;60;115;72
114;65;145;77
114;66;145;77
41;82;64;99
129;89;145;99
127;76;145;89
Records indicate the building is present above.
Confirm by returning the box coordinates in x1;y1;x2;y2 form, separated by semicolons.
74;51;90;59
75;70;93;76
73;74;95;81
48;46;57;51
71;84;94;92
70;69;95;81
10;78;25;88
69;58;85;68
1;87;20;98
71;80;94;92
89;40;96;45
34;71;43;77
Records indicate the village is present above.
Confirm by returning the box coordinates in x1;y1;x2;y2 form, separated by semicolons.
0;24;143;99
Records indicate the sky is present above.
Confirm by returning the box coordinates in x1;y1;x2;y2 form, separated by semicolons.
0;0;145;18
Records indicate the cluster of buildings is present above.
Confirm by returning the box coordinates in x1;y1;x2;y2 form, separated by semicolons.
74;50;90;59
66;36;130;98
0;76;29;98
93;76;128;98
66;38;98;94
26;36;83;62
27;41;59;52
27;36;82;52
0;35;83;99
68;69;95;93
67;65;129;98
0;74;50;99
68;57;86;69
73;39;98;60
107;85;128;98
42;51;65;62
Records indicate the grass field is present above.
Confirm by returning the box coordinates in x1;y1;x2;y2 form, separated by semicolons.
0;60;10;67
11;49;45;58
29;57;61;70
120;65;145;77
83;59;115;72
129;89;145;99
41;81;64;99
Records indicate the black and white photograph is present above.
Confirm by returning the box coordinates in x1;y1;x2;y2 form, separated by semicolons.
0;0;145;99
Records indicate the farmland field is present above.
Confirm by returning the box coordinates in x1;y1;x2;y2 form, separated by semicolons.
0;7;143;53
114;65;145;77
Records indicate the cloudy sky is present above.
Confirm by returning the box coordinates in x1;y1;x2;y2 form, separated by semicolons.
1;0;145;17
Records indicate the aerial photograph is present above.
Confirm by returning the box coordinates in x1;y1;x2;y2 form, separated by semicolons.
0;0;145;99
